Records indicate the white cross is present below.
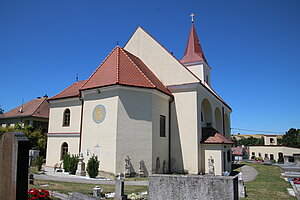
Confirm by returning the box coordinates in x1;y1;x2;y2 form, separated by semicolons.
190;13;195;23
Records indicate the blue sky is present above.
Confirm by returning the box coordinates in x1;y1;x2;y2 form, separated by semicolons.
0;0;299;134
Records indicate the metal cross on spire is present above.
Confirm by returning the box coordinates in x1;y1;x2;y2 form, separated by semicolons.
190;13;195;23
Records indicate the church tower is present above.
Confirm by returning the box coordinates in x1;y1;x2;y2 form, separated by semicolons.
180;15;211;86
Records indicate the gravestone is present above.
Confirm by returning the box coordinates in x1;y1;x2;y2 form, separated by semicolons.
76;153;86;176
0;132;30;200
238;172;246;198
139;160;145;177
124;156;131;178
115;173;127;200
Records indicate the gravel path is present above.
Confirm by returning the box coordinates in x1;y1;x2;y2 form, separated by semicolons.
240;165;259;182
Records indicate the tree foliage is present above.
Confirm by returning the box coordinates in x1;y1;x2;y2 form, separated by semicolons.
0;123;47;156
233;136;264;147
279;128;300;147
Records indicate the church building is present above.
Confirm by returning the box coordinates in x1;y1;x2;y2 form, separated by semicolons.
46;18;233;176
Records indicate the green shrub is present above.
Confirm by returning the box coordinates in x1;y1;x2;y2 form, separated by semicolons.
36;156;44;171
63;153;71;172
87;155;100;178
68;155;79;175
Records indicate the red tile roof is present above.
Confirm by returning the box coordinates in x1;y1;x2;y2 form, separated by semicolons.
48;80;86;100
0;97;49;119
180;23;207;64
80;47;172;96
201;127;233;144
232;147;244;155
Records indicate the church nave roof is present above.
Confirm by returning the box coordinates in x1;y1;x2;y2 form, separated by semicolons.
80;46;172;97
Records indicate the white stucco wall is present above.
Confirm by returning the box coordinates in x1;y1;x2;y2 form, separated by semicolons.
115;87;170;176
45;135;80;167
170;88;199;174
249;146;300;161
202;144;231;175
115;88;153;175
184;62;211;86
48;98;82;133
81;89;119;174
151;91;170;174
124;27;199;86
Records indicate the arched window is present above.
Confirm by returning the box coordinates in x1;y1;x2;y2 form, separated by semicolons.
61;142;68;160
63;109;70;127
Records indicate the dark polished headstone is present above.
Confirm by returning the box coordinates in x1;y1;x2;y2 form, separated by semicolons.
0;132;30;200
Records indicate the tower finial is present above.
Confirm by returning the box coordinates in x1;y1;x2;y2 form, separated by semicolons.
190;13;195;23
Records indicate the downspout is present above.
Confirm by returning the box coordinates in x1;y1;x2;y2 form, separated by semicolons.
168;97;174;173
79;94;84;154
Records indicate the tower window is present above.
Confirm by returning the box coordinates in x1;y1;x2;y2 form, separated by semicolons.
63;109;71;127
160;115;166;137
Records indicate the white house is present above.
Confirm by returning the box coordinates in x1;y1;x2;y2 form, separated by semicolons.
46;20;233;176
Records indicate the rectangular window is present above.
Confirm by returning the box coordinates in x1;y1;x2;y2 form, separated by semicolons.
160;115;166;137
227;150;231;162
252;152;255;156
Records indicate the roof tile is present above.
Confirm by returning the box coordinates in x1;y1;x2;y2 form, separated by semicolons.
181;23;207;64
81;47;172;96
201;127;233;144
48;80;86;100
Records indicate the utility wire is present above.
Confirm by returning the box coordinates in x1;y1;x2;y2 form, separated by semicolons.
231;128;285;134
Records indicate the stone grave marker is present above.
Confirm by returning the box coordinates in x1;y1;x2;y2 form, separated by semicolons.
0;132;30;199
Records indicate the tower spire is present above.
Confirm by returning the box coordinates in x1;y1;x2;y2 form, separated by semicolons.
180;15;207;64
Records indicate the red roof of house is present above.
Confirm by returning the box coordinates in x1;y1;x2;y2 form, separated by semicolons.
201;127;233;144
232;147;244;155
0;97;49;119
180;23;207;64
48;80;86;100
80;46;172;96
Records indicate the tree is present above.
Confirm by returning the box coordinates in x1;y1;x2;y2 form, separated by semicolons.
280;128;300;147
233;136;264;147
0;106;4;115
0;124;47;156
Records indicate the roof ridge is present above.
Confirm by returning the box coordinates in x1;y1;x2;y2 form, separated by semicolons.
116;47;120;83
80;47;118;90
32;97;47;117
120;48;155;88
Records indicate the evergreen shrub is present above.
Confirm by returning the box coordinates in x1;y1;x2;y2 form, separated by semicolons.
69;155;79;174
87;155;100;178
63;153;71;172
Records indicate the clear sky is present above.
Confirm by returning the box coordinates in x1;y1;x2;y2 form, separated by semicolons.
0;0;299;135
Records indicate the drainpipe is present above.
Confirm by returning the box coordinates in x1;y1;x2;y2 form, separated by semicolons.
168;97;174;173
79;95;84;154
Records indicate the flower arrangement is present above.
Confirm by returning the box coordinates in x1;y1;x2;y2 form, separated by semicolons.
28;189;53;200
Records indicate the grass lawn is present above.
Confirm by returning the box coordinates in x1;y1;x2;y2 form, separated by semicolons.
30;179;147;196
242;163;295;200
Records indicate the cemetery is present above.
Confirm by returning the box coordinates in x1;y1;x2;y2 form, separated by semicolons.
0;131;298;200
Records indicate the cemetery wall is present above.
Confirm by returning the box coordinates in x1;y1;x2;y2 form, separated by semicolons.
148;174;238;200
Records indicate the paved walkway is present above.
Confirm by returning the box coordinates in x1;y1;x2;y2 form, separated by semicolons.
240;165;259;182
34;167;148;186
